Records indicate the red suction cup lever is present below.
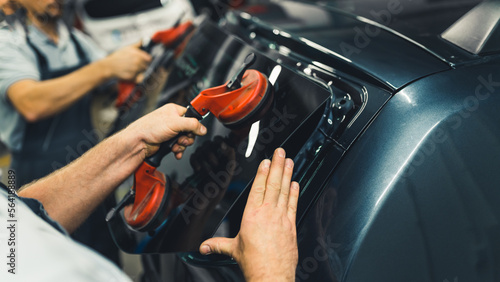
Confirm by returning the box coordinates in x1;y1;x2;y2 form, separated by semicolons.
227;53;256;90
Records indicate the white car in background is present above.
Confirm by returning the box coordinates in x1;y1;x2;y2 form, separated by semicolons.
75;0;195;53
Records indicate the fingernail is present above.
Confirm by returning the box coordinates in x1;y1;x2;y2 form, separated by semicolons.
181;139;189;146
285;158;294;168
292;182;300;190
277;148;285;158
262;159;271;169
200;126;207;135
201;245;212;255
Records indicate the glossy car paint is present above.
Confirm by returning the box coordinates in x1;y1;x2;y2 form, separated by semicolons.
297;59;500;281
231;1;454;89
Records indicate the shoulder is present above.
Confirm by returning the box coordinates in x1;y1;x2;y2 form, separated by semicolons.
0;21;9;30
0;21;28;50
0;24;39;99
0;27;20;45
0;24;35;62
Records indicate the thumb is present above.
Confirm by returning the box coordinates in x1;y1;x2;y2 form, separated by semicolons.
200;237;234;257
172;116;207;137
160;104;207;137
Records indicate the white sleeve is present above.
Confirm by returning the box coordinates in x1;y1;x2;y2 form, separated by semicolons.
0;191;132;282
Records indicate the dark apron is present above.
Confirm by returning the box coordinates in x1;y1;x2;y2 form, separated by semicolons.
10;28;120;266
11;32;94;186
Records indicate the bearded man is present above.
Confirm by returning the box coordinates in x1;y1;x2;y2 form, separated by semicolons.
0;0;152;264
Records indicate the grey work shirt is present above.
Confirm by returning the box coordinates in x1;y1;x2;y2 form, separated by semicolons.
0;20;106;152
0;184;131;281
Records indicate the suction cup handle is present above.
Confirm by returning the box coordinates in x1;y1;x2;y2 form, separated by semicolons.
145;106;203;167
227;53;256;90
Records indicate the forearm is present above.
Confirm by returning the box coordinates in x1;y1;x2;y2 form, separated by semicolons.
18;126;146;233
8;60;112;122
245;268;296;282
242;254;296;282
16;103;206;233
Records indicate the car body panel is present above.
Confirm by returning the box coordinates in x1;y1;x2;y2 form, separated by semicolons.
311;0;487;64
295;59;500;281
232;0;458;89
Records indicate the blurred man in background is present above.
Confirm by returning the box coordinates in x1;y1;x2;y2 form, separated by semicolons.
0;0;151;264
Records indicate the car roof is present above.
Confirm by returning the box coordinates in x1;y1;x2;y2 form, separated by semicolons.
302;0;498;64
235;0;498;89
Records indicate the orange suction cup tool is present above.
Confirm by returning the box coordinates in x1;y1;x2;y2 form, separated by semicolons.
115;20;194;109
145;52;272;167
190;53;273;127
150;21;194;49
123;162;170;231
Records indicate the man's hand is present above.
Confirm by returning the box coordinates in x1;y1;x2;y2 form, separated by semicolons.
199;148;299;282
125;103;207;160
100;42;152;81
